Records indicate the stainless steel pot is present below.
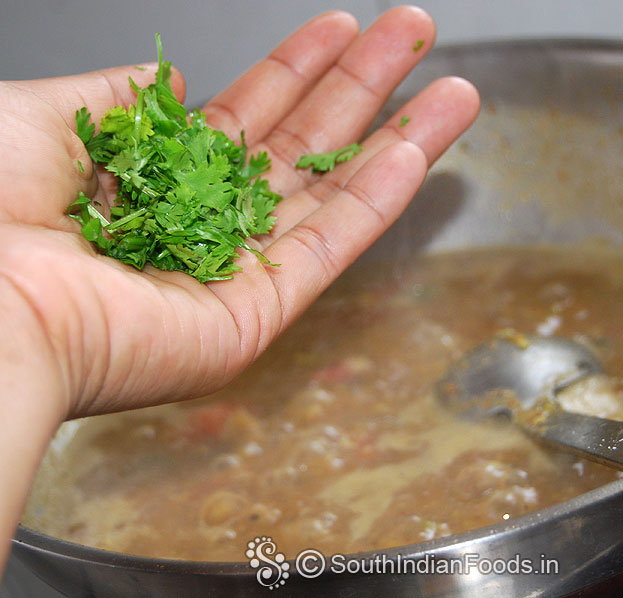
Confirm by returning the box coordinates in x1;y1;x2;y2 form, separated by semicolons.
9;40;623;598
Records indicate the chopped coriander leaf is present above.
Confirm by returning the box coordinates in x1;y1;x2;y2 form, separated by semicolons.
413;39;425;52
68;35;281;283
399;116;411;127
295;142;363;173
75;107;95;145
77;160;85;173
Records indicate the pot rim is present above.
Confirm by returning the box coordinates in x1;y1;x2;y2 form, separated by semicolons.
14;477;623;573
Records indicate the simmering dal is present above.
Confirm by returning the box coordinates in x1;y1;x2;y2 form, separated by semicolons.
23;247;623;561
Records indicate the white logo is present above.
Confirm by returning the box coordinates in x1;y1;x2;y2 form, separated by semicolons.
295;548;326;579
246;536;290;589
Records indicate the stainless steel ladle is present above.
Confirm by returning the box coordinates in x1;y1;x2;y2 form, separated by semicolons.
436;335;623;470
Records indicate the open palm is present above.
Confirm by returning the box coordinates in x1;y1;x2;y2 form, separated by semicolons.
0;7;479;420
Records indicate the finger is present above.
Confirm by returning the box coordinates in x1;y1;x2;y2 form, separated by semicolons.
6;63;186;225
253;6;436;197
383;76;481;165
201;10;359;145
264;141;427;328
9;63;186;132
261;76;480;245
0;63;185;227
0;82;94;228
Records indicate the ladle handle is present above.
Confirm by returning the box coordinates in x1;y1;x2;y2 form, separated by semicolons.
523;411;623;470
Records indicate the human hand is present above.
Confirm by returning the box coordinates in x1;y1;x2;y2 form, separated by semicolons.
0;7;479;423
0;7;479;566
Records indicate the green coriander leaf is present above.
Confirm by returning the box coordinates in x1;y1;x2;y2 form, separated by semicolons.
295;142;363;173
242;151;271;179
75;107;95;144
81;218;112;251
100;104;153;144
399;116;411;127
413;39;425;52
67;191;91;224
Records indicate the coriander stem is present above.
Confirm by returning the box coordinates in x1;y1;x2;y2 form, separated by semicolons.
134;89;144;143
86;204;110;227
105;207;148;231
117;172;158;198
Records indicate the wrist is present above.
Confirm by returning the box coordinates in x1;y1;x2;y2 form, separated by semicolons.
0;273;68;570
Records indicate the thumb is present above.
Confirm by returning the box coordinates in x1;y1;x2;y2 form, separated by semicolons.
9;62;186;132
